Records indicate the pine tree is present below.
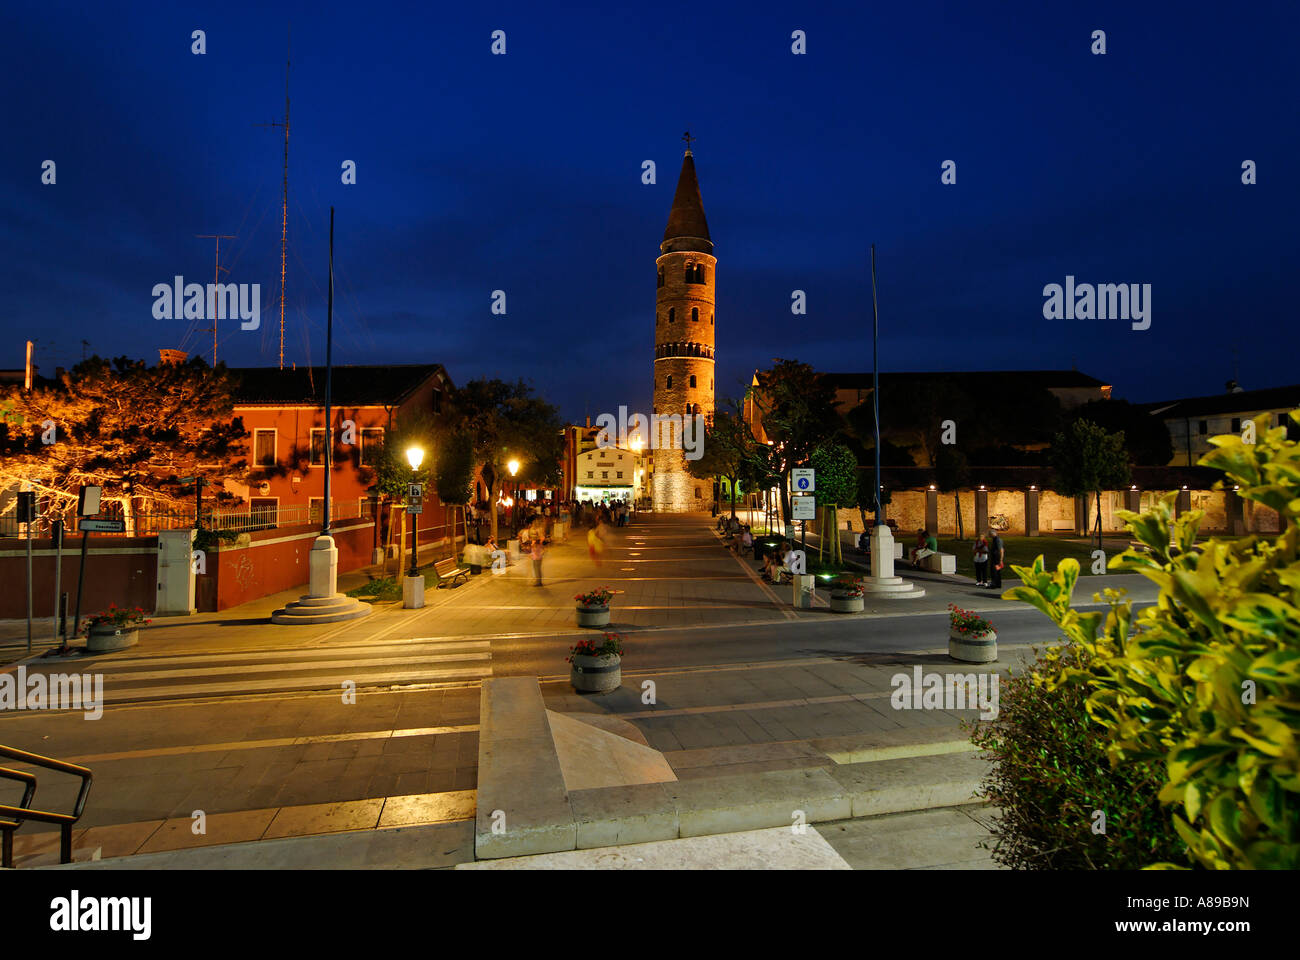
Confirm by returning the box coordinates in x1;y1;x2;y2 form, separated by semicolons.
0;356;248;527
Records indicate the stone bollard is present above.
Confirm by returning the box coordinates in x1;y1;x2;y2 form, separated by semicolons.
403;575;426;609
791;574;815;609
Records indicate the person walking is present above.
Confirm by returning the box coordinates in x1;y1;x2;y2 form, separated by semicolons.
988;530;1005;589
587;517;607;567
972;532;990;588
530;535;546;586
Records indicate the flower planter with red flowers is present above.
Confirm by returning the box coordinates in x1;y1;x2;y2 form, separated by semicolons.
829;578;865;613
574;587;614;628
948;603;997;663
567;632;624;693
84;605;150;653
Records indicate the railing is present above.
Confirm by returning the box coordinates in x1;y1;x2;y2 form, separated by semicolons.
0;500;378;538
0;744;94;868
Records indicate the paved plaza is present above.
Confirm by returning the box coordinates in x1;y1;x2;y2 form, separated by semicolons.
1;513;1156;869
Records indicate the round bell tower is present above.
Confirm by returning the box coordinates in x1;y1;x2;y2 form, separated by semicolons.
652;143;715;513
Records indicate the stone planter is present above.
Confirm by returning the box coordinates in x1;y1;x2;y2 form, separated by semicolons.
949;628;997;663
829;593;865;613
86;626;139;653
570;653;622;694
575;604;611;628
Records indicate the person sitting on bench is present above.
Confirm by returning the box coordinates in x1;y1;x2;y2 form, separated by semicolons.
909;529;938;566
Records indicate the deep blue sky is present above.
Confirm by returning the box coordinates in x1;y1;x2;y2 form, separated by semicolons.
3;0;1297;423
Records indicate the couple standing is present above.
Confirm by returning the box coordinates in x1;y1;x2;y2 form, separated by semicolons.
972;531;1004;588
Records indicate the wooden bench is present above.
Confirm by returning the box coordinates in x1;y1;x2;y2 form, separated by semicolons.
434;556;471;588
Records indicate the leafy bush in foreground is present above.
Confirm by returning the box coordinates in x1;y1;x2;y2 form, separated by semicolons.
1003;411;1300;869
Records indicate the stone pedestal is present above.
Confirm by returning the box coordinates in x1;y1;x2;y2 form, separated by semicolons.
371;547;384;565
271;535;373;624
309;536;338;597
861;525;926;599
403;575;426;609
870;525;895;578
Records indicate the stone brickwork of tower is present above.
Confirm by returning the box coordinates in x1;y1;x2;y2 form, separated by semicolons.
652;149;715;513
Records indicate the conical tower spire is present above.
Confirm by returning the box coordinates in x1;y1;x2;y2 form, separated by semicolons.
662;139;711;254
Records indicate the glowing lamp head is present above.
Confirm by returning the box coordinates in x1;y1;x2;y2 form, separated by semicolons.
406;446;424;470
508;459;520;477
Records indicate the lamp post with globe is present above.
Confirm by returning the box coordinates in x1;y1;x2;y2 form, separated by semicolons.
404;445;425;608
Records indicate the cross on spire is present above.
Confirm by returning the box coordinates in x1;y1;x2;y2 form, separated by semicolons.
682;130;696;153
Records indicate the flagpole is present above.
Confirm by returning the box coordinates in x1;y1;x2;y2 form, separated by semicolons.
871;244;882;523
323;206;334;537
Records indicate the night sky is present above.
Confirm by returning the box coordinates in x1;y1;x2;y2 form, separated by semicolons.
4;0;1297;424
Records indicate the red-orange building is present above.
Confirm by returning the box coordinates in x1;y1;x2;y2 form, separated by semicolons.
226;362;458;549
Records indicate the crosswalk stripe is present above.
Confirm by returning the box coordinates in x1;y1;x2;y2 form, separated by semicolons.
100;665;493;702
93;639;490;669
98;651;490;683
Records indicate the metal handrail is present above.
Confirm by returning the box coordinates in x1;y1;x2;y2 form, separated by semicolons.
0;745;93;868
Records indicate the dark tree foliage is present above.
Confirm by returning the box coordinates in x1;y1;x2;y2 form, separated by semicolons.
1067;398;1173;466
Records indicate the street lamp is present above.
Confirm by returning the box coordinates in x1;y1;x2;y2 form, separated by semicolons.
508;458;520;534
407;445;424;577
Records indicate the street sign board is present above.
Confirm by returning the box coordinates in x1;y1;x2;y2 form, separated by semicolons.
791;469;815;493
407;483;423;515
77;485;102;517
78;518;126;533
792;495;815;520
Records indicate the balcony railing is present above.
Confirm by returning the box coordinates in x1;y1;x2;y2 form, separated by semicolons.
0;500;377;538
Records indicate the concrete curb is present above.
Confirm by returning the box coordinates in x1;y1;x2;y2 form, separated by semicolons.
473;677;989;861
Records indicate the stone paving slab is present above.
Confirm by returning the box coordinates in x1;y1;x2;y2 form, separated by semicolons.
457;824;853;870
37;820;476;870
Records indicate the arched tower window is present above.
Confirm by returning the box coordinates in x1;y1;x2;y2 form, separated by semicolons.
684;263;703;284
689;375;697;388
691;307;699;322
667;307;675;323
710;313;714;325
666;375;673;389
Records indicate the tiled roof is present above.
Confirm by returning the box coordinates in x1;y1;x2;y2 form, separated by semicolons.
823;370;1109;391
230;363;450;406
1140;384;1300;419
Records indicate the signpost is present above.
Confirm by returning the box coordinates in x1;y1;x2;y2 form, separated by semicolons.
792;493;815;558
72;485;103;640
51;519;64;647
792;468;815;493
407;483;423;578
77;518;127;533
17;491;36;653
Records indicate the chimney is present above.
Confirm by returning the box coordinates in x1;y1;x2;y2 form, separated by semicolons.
585;415;591;429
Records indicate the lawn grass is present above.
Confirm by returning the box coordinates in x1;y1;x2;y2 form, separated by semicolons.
934;535;1131;581
346;557;451;602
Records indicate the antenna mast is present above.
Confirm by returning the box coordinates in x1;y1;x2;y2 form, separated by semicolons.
257;27;291;369
196;234;236;365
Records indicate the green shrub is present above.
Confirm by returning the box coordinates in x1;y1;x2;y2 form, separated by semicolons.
967;642;1185;869
1003;410;1300;869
